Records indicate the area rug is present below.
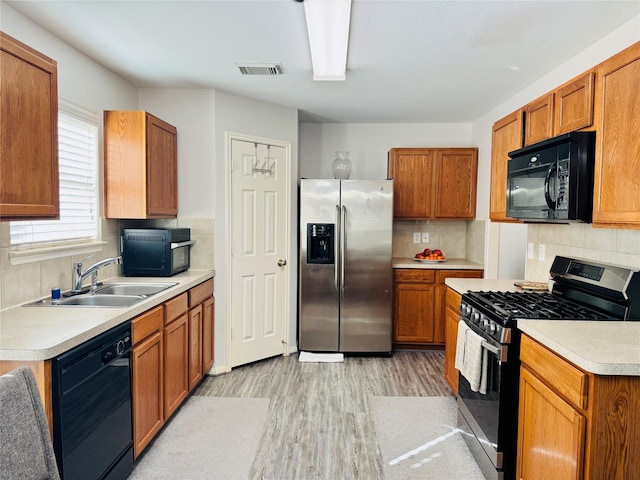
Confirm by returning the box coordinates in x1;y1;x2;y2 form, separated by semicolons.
372;396;486;480
128;396;269;480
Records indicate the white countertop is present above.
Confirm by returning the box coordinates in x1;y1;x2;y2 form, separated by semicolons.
444;277;640;377
518;320;640;376
0;270;215;361
445;277;525;293
393;257;484;270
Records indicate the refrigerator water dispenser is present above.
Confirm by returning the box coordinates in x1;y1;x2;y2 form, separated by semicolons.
306;223;334;264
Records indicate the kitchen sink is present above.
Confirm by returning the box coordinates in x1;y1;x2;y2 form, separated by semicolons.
95;282;176;296
26;294;145;308
24;282;176;308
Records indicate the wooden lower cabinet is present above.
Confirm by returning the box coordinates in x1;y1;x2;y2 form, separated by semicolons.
131;305;164;458
518;366;586;480
394;269;482;348
444;287;462;395
202;296;215;373
518;334;640;479
163;312;189;420
187;304;203;391
394;269;436;344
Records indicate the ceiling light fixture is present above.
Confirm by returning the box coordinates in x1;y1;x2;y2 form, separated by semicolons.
302;0;352;81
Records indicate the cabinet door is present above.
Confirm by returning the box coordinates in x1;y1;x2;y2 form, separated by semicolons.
490;110;523;222
0;32;59;220
393;282;436;343
593;41;640;227
202;297;215;374
524;93;555;146
131;331;163;458
104;110;177;219
163;314;188;420
517;367;586;480
555;70;595;135
433;149;478;219
146;113;178;218
187;304;203;391
444;302;459;395
388;149;432;218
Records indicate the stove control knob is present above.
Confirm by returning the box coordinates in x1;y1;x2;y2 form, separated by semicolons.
480;317;489;328
487;324;497;334
471;312;481;324
460;304;470;316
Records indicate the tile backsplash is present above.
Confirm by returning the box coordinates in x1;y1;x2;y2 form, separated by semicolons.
0;217;215;310
525;223;640;282
392;219;485;265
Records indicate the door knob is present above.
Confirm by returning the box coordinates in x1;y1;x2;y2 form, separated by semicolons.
278;259;287;267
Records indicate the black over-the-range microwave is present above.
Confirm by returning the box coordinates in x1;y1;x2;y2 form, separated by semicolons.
506;131;596;223
122;228;194;276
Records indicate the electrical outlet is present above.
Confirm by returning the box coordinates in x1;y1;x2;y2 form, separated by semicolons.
539;244;546;262
527;243;534;259
413;232;421;244
422;232;429;243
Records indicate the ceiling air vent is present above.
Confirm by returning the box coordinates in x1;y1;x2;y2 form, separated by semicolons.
235;62;283;76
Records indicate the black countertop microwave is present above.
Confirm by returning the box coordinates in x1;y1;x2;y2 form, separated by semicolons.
122;228;194;276
506;131;596;223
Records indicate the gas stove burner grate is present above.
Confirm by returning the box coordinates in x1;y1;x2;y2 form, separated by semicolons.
465;290;617;323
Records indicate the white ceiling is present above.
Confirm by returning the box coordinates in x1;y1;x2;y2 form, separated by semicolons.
7;0;640;123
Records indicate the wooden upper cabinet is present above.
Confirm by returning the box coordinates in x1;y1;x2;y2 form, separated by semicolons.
524;93;555;146
388;148;432;218
433;149;478;219
524;71;595;147
0;32;59;221
104;110;178;219
555;70;595;135
388;147;477;219
490;110;523;222
592;41;640;228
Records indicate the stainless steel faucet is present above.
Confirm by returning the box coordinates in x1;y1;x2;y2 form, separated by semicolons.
72;256;123;293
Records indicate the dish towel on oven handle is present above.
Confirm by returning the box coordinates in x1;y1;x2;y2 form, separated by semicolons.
455;321;489;394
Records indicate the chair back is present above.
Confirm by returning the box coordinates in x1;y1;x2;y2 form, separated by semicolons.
0;366;61;480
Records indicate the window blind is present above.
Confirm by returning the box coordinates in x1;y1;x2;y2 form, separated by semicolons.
10;111;98;246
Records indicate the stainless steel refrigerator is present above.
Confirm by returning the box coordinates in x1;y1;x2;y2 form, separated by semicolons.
299;179;394;353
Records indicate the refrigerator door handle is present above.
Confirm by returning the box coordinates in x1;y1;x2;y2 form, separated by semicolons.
335;204;341;289
341;205;347;289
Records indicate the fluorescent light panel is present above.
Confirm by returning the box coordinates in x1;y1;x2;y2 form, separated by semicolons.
303;0;352;81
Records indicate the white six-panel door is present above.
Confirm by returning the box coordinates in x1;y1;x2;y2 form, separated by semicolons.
230;138;289;368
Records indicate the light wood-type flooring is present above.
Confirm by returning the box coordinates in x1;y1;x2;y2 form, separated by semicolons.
194;350;453;480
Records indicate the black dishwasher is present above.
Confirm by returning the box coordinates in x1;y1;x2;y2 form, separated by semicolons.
52;322;133;480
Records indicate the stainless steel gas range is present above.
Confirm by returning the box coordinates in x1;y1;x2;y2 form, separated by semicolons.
456;256;640;480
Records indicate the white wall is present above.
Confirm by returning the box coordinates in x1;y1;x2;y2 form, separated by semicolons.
214;91;299;370
138;88;216;218
0;2;138;309
299;123;474;180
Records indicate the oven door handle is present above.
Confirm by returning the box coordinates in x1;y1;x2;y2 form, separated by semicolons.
481;339;507;364
170;240;195;249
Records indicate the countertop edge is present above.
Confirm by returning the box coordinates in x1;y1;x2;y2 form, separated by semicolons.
518;320;640;377
392;257;483;270
0;270;215;361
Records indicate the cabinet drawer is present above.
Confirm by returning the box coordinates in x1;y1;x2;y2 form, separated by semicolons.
189;279;214;307
395;269;435;283
132;306;163;345
520;334;588;410
436;269;483;283
164;293;188;324
445;287;462;314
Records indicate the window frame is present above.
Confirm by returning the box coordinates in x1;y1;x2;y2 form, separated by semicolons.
8;100;105;265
